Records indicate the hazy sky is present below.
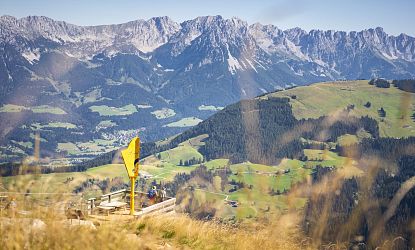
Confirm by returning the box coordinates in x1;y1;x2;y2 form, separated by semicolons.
1;0;414;36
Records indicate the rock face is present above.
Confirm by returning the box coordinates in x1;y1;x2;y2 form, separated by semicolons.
0;15;414;163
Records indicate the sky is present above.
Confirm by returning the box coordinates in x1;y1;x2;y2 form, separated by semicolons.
1;0;414;36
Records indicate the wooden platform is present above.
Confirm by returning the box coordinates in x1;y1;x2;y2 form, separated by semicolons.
85;189;176;218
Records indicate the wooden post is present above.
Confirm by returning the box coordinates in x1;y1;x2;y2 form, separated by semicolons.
89;198;96;214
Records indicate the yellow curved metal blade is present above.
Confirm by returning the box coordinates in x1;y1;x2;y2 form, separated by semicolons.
121;137;140;177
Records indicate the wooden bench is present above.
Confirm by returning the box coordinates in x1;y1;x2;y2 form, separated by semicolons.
97;201;128;215
96;205;115;216
107;201;128;211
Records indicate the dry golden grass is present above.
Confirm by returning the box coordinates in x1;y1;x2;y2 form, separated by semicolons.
0;201;309;250
1;221;144;250
130;213;308;250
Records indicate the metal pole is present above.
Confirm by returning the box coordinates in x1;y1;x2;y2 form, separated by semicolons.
130;177;135;215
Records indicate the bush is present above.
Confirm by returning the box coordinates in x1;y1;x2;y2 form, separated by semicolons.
136;223;146;235
369;78;390;88
392;79;415;93
162;229;175;239
378;107;386;117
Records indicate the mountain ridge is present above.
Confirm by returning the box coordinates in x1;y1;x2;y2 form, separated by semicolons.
1;15;415;164
2;15;415;65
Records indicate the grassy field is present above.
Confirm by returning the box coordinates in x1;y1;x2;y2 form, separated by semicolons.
11;140;33;149
0;104;28;112
2;134;358;221
1;164;114;194
146;136;206;166
0;104;66;114
268;80;415;138
31;105;67;115
198;104;224;111
303;149;348;167
136;104;152;109
57;142;81;155
54;139;119;156
337;134;359;146
0;162;199;198
229;160;308;194
0;152;358;225
203;158;229;169
189;148;360;220
1;131;360;221
31;122;77;130
82;88;102;104
2;171;87;194
164;117;203;127
151;108;176;119
3;133;317;220
303;149;363;178
96;120;117;129
89;104;137;116
77;142;106;153
140;164;196;182
184;158;310;220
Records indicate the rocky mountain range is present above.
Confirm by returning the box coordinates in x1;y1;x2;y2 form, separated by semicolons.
1;15;414;165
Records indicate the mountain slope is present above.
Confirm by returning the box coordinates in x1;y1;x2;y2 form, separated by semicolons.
268;80;415;137
3;79;415;248
1;15;415;164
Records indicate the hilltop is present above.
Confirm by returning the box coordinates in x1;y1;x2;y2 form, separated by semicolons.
267;80;415;138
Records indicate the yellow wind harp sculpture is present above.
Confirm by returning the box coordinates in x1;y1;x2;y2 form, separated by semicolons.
121;137;140;215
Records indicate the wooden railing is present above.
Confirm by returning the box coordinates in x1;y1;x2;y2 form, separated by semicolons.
0;190;175;218
85;189;176;216
137;197;176;217
101;189;127;204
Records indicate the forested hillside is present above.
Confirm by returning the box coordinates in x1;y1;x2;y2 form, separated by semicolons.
173;97;378;164
304;137;415;248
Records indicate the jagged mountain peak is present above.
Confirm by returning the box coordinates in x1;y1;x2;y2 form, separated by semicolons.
0;15;181;54
0;14;414;97
148;16;175;23
0;15;17;21
121;16;180;31
181;15;249;34
250;22;281;33
164;15;254;60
